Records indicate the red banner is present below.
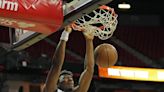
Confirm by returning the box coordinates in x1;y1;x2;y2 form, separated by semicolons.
0;0;63;35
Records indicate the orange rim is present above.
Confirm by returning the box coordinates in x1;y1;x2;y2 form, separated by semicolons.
99;5;117;16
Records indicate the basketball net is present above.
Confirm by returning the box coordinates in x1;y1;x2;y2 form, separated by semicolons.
72;5;118;40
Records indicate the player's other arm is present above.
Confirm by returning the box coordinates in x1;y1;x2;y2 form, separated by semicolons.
74;31;95;92
43;26;72;92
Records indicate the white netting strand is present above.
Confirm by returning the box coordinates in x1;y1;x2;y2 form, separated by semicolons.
73;6;118;40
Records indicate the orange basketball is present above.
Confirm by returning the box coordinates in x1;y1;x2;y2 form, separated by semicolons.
94;43;118;68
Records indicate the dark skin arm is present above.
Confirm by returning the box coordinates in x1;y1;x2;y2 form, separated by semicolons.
43;26;72;92
74;31;95;92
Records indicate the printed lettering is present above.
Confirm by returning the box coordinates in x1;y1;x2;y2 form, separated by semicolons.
0;0;18;11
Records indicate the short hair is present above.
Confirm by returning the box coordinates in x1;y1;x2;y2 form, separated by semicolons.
59;70;73;77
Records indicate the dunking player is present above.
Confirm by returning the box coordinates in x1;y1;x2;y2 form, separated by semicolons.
43;25;95;92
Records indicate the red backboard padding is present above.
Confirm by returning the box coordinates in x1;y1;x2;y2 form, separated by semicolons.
0;0;64;35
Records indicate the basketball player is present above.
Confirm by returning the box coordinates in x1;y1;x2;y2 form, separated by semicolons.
43;25;95;92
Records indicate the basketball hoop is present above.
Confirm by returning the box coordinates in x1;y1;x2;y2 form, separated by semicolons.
72;5;118;40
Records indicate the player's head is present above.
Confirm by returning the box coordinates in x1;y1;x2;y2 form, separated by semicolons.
58;70;74;91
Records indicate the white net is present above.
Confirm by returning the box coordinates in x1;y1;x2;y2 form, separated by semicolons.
72;5;118;40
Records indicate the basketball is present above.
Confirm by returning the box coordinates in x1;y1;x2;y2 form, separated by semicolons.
94;43;118;68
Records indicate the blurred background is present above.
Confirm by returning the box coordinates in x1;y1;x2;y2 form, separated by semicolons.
0;0;164;92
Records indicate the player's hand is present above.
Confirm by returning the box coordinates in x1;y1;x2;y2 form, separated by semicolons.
71;22;82;31
65;25;72;33
83;29;94;40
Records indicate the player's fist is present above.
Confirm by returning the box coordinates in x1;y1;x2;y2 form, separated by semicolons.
65;25;72;33
83;29;94;40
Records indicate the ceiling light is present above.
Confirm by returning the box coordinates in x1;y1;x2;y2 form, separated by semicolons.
118;2;131;9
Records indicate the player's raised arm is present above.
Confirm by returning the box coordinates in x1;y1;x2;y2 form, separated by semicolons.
74;30;95;92
43;26;72;92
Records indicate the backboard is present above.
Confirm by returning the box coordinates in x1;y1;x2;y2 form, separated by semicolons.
10;0;113;51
